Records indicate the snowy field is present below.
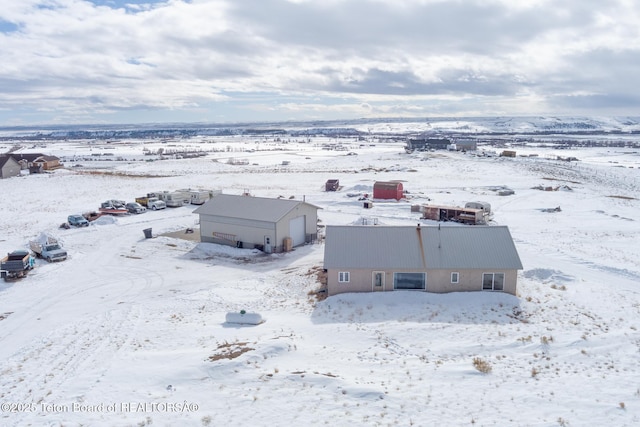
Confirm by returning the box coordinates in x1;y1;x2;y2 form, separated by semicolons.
1;135;640;426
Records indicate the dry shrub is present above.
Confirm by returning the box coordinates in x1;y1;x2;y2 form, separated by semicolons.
306;266;328;301
472;357;492;374
208;341;254;361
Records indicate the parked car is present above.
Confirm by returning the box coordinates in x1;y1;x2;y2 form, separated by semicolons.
125;202;147;214
68;214;89;227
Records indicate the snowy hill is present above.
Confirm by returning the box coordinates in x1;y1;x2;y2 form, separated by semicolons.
2;116;640;140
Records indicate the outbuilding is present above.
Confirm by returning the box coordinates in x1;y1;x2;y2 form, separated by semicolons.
325;179;340;191
323;224;523;296
0;154;21;179
455;139;478;151
373;181;404;201
194;194;321;253
405;138;451;151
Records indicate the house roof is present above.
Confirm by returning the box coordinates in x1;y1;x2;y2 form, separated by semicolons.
33;155;59;162
324;225;523;270
373;181;403;189
8;153;46;162
0;154;19;169
193;194;321;223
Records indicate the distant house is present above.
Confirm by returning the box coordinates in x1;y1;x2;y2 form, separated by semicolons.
0;154;21;179
323;225;523;296
194;194;321;253
9;153;62;172
454;139;478;151
406;138;451;152
373;181;404;201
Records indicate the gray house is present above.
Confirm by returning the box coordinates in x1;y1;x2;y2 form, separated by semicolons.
406;138;451;152
324;224;523;296
194;194;321;253
0;154;21;179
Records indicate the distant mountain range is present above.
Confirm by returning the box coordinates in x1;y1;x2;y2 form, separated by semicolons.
1;116;640;140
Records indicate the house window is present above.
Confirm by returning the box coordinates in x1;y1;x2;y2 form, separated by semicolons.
393;272;426;290
451;272;459;284
482;273;505;291
338;272;350;283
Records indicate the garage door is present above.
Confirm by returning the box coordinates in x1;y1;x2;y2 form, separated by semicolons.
289;216;306;247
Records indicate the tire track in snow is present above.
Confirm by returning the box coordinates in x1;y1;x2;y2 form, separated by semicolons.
0;305;142;425
0;264;164;358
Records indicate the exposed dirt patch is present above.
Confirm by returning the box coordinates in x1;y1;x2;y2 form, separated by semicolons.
306;266;328;301
208;341;254;361
607;195;636;200
542;176;582;184
71;170;174;178
160;228;201;242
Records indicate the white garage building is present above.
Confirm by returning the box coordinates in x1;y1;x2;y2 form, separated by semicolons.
194;194;321;253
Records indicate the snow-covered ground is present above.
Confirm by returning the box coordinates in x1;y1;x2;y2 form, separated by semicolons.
1;136;639;426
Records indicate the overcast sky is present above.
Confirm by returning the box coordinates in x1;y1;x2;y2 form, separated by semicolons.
1;0;639;126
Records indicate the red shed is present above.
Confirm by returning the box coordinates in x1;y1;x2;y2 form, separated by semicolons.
373;181;404;200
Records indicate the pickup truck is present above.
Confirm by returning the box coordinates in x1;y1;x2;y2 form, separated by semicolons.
1;250;35;281
135;195;166;210
125;202;147;214
29;236;68;262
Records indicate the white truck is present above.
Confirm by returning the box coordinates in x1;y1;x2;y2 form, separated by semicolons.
29;235;68;262
135;194;167;210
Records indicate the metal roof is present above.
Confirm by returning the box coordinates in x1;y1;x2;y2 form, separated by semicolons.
323;225;523;270
193;194;321;223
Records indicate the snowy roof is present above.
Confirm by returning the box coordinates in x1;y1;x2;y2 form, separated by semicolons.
193;194;321;223
324;225;523;270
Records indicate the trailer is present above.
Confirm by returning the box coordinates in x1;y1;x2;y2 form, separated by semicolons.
185;189;221;205
420;204;487;225
99;201;129;216
156;191;189;207
1;250;35;281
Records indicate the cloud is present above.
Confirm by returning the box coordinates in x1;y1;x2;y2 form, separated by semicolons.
0;0;639;125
